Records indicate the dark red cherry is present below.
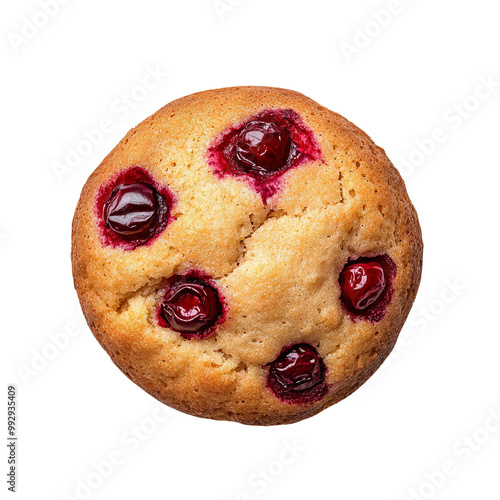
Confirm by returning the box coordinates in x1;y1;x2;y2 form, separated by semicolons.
160;276;222;339
268;344;327;404
103;182;159;241
208;109;322;203
235;120;292;173
339;261;386;312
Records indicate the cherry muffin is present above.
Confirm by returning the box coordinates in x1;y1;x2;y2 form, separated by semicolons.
72;86;423;425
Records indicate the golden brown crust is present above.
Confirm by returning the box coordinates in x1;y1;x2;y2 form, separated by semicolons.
72;86;423;425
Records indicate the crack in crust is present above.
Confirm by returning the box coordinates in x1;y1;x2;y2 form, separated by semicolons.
111;195;352;318
115;277;165;314
232;208;287;270
338;171;345;204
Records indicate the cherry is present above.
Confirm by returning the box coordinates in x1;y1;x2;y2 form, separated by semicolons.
159;276;223;339
103;182;159;241
97;167;174;250
339;260;386;313
235;120;292;173
208;109;322;204
268;344;327;404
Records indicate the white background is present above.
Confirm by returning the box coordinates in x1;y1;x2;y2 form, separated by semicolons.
2;1;500;499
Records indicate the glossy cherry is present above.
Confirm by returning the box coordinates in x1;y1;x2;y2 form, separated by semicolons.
208;109;322;203
339;261;386;312
159;276;223;339
103;182;159;241
235;120;292;173
268;344;327;404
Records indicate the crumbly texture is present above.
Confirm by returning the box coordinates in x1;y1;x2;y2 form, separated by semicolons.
72;86;423;426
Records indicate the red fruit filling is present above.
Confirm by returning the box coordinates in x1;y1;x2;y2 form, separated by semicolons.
96;167;174;250
339;254;396;323
158;273;224;339
267;343;327;404
208;109;322;203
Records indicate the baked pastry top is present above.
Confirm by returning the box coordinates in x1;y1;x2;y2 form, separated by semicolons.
72;86;423;425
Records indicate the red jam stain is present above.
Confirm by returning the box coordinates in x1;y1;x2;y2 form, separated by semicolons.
267;343;327;404
207;109;322;204
157;271;225;340
339;254;396;323
95;167;175;250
